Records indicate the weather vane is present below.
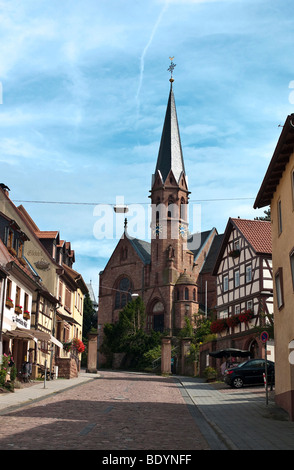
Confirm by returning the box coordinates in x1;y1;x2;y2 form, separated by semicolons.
168;57;176;82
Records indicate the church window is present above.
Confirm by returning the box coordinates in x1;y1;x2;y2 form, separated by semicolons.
168;196;174;218
193;289;196;301
185;287;189;300
114;277;132;309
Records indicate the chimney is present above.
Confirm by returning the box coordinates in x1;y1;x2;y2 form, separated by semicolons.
0;184;10;197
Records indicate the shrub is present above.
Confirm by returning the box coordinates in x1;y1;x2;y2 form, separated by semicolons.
203;366;217;381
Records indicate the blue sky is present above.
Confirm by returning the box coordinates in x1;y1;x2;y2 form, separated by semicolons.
0;0;294;299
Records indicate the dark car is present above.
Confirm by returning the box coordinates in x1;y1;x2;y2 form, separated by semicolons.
224;359;275;388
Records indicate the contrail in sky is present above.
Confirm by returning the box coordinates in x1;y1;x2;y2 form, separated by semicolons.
136;0;170;115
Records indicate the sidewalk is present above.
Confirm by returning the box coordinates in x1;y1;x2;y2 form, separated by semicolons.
177;376;294;450
0;369;99;415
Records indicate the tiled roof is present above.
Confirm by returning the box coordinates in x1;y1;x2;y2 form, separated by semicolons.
231;218;272;254
200;234;224;274
35;231;59;239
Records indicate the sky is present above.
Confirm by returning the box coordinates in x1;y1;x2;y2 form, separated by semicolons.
0;0;294;301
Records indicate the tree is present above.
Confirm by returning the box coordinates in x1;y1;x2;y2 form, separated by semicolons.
83;292;97;338
99;296;161;369
255;207;271;221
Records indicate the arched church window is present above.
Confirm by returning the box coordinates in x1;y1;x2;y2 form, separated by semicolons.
114;277;132;309
185;287;189;300
193;289;196;301
168;196;175;218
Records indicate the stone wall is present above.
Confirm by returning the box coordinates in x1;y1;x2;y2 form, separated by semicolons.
55;356;79;379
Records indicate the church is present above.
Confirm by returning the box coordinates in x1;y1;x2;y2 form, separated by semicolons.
98;70;222;362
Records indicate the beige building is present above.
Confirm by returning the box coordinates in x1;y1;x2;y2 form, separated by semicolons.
254;113;294;420
0;186;87;379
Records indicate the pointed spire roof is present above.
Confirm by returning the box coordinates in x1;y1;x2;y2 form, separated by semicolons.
153;80;185;185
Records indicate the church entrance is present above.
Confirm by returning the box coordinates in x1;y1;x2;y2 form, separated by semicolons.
154;314;164;332
148;300;165;333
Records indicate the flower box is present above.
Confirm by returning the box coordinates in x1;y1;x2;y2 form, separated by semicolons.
5;298;14;309
238;309;254;323
23;311;30;320
14;305;22;315
210;318;227;334
226;315;240;328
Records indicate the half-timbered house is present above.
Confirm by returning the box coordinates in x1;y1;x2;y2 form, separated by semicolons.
199;218;273;375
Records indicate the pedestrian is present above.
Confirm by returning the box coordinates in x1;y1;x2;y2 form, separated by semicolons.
221;360;227;376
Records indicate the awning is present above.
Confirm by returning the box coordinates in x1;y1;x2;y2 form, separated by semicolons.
50;335;63;349
3;329;63;348
209;348;252;359
25;329;51;342
3;329;38;343
57;311;80;325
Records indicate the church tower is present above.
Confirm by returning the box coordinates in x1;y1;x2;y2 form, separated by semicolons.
148;63;198;333
98;61;218;360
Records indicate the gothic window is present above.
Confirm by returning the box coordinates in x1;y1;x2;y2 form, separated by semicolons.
168;196;174;218
114;277;132;309
185;287;189;300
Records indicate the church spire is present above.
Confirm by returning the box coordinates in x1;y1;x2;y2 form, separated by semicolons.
152;59;186;186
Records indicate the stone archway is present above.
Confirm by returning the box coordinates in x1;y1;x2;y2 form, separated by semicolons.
248;339;259;358
147;298;165;333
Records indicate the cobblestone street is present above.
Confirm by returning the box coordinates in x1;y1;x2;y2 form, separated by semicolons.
0;371;209;451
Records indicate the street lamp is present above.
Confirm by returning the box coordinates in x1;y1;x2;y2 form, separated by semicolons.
131;293;139;332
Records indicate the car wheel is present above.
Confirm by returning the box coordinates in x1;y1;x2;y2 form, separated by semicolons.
232;377;244;388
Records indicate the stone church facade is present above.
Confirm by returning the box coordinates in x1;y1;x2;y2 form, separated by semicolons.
98;77;221;364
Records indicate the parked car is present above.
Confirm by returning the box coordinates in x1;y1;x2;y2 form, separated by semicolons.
224;359;275;388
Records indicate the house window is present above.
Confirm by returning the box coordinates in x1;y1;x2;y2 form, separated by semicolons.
58;281;63;304
235;305;240;315
246;264;252;283
234;240;240;251
65;287;72;312
234;270;240;287
247;300;253;311
6;279;12;301
275;269;284;309
278;199;282;234
220;309;228;319
223;275;229;292
15;286;21;307
24;293;29;312
290;249;294;291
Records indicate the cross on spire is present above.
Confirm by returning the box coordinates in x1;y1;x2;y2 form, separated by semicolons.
168;57;176;82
